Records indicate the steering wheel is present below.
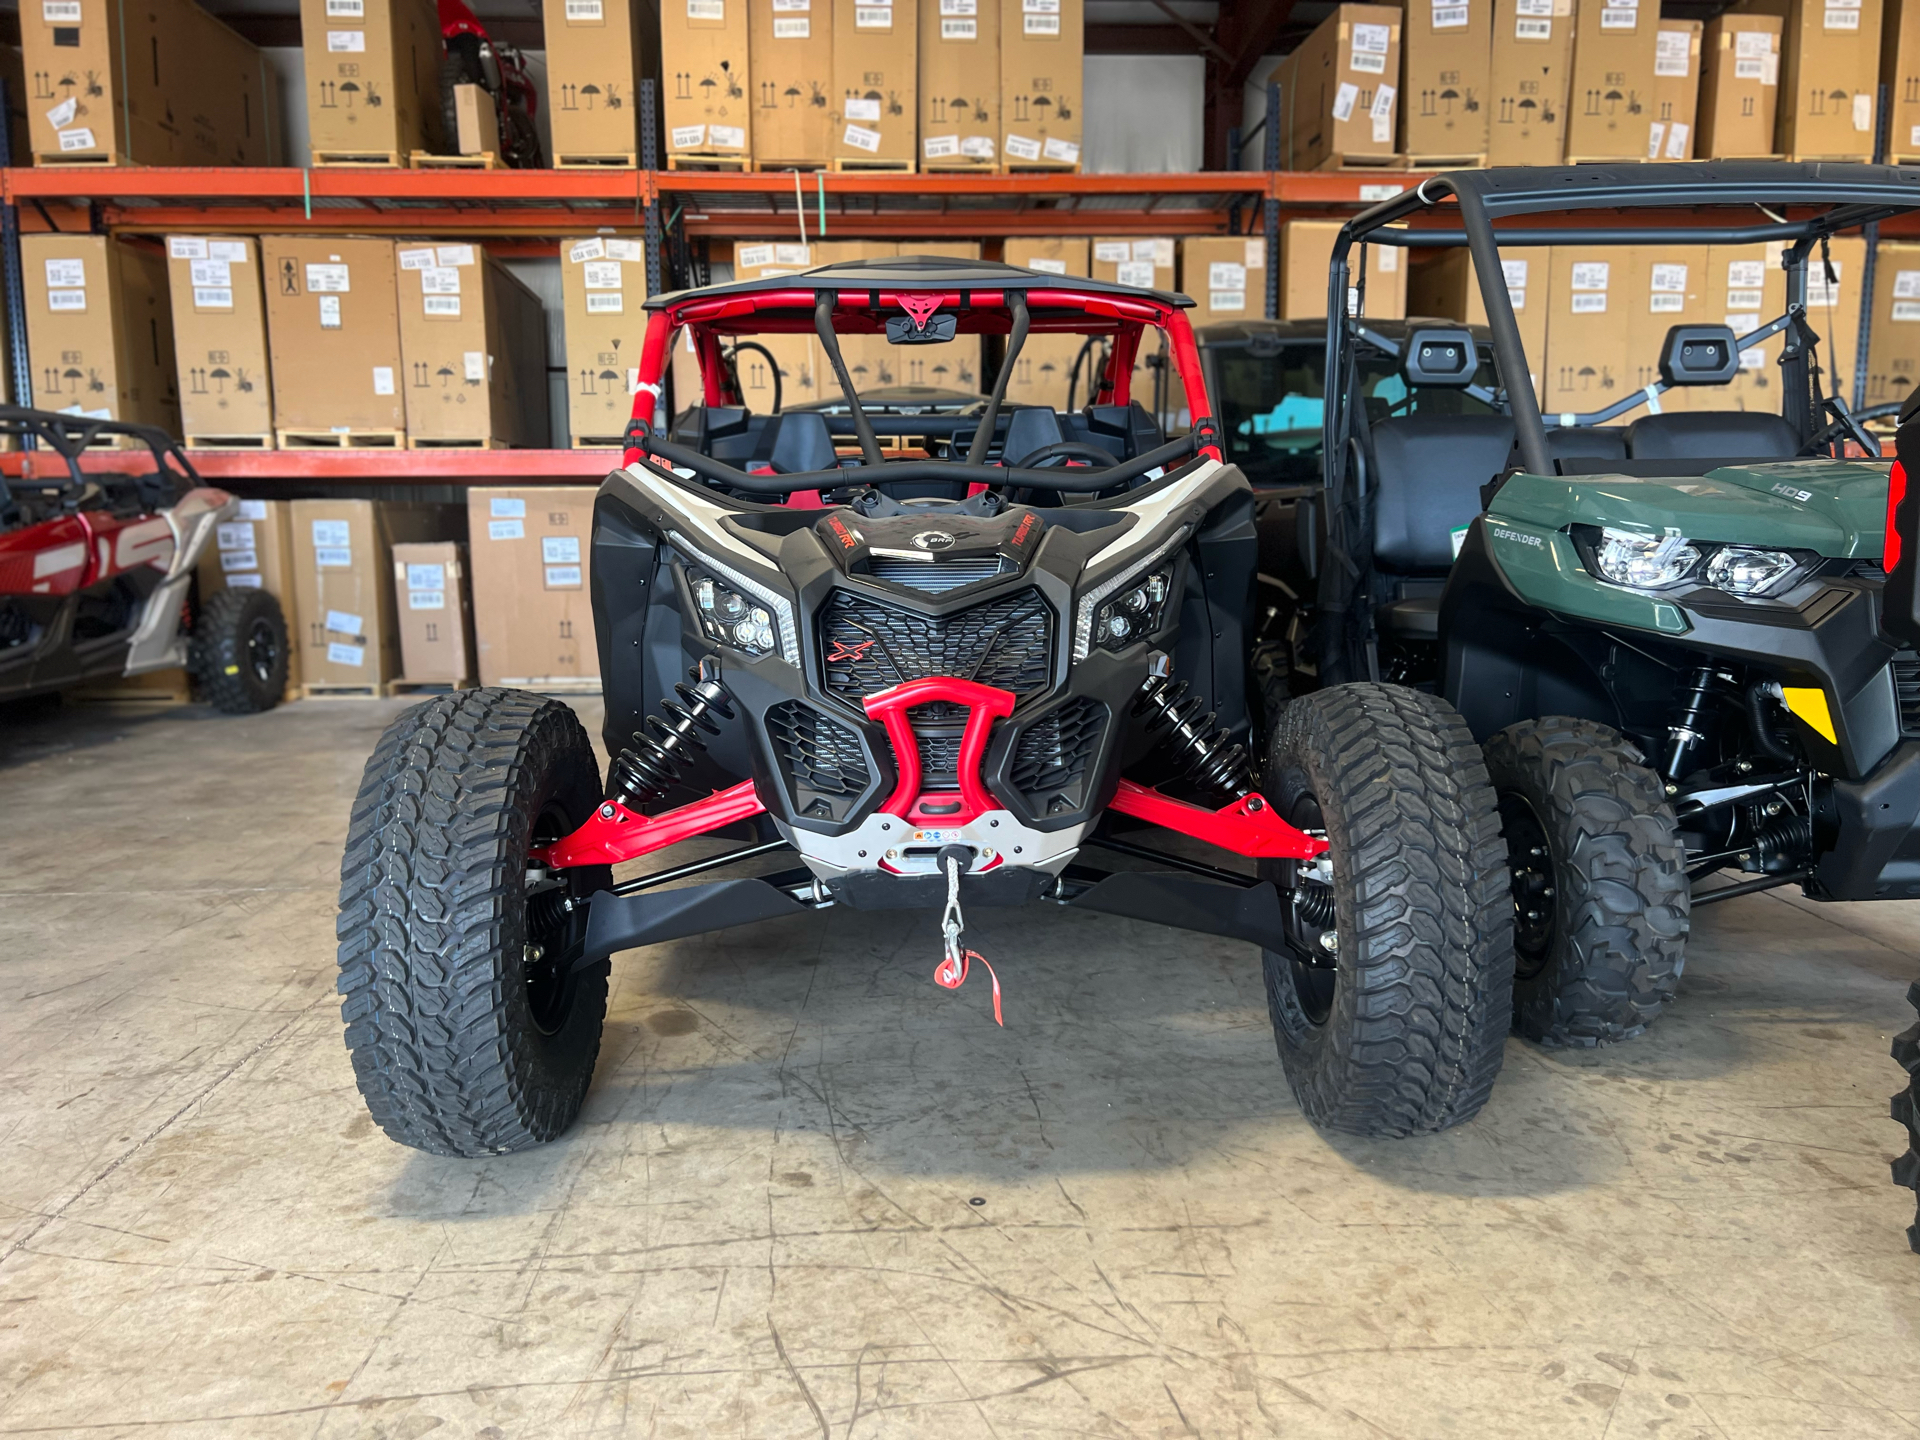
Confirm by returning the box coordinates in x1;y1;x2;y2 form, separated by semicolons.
1009;440;1117;469
1797;404;1882;459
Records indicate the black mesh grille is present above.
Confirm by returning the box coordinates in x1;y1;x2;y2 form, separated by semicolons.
766;700;871;798
866;556;1014;593
1896;657;1920;740
909;704;966;787
1010;698;1107;805
820;588;1054;702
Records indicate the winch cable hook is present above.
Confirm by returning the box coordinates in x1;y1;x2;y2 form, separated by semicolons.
935;847;1002;1026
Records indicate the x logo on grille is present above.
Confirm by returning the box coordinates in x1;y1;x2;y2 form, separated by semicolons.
827;638;875;663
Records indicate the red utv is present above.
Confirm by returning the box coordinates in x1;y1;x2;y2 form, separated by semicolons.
336;257;1515;1156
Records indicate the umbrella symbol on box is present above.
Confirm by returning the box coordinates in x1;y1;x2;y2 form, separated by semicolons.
1033;96;1053;119
932;363;950;380
1039;359;1057;377
208;365;230;393
782;83;802;108
1439;87;1459;116
580;83;601;110
339;80;360;109
436;364;456;388
699;74;717;105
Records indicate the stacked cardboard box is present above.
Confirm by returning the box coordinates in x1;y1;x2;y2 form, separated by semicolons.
920;0;998;169
1564;0;1657;162
1093;236;1180;420
1276;5;1403;171
1488;0;1574;166
21;235;177;435
563;235;650;445
1000;0;1082;170
1698;12;1783;158
663;0;752;165
297;0;441;165
1888;0;1920;164
289;500;459;692
1407;245;1549;402
23;0;279;166
1004;238;1091;412
1651;20;1703;160
167;236;272;447
395;243;549;448
391;542;475;687
1181;237;1269;333
1541;246;1629;422
731;240;826;412
1735;0;1879;161
261;236;407;447
833;0;917;167
1868;243;1920;410
1401;0;1490;163
544;0;652;167
750;0;835;169
1709;237;1866;412
467;488;602;690
1278;220;1406;321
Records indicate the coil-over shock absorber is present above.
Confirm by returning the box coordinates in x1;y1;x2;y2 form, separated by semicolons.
607;656;736;810
1133;672;1253;800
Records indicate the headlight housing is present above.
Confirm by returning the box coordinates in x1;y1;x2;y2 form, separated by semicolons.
1591;527;1702;590
1704;545;1799;597
690;570;776;656
1090;566;1174;653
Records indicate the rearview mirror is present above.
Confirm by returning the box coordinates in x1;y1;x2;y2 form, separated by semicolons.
1403;327;1477;388
1659;324;1739;385
886;313;957;344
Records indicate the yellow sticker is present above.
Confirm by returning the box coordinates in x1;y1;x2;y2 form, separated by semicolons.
1781;686;1836;744
225;664;240;675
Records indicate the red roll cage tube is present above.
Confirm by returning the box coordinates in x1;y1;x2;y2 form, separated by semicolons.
535;283;1314;877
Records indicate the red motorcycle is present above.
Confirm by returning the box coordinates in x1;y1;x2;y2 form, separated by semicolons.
438;0;542;169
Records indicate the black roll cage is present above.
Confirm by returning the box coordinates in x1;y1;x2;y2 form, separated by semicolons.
1323;162;1920;482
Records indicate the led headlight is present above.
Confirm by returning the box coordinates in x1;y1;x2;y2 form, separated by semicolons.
1591;527;1702;591
1090;566;1174;652
689;570;777;656
1704;545;1799;597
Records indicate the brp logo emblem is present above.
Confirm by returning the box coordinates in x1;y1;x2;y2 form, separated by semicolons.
912;531;956;552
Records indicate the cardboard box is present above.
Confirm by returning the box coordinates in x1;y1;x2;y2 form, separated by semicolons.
1004;238;1090;411
750;0;834;167
262;235;406;439
467;488;602;688
21;234;177;431
1697;13;1782;158
1401;0;1490;160
22;0;279;166
730;240;826;410
833;0;915;166
1542;246;1631;421
811;239;899;393
299;0;441;163
1868;242;1920;408
1278;220;1407;320
395;242;548;447
1180;236;1270;331
1277;4;1402;169
1736;0;1879;160
290;500;456;688
1706;236;1866;409
167;236;271;443
888;241;983;392
1650;20;1702;160
1093;236;1181;418
197;498;303;693
1564;0;1657;161
391;541;474;685
1622;246;1710;408
452;83;500;157
544;0;651;164
563;234;649;444
665;0;751;161
1407;244;1550;400
919;0;998;168
999;0;1081;169
1488;0;1574;166
1887;0;1920;162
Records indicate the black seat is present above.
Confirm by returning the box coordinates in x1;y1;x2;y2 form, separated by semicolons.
1001;406;1066;467
1627;411;1800;460
1370;415;1515;640
1543;425;1629;466
766;410;838;474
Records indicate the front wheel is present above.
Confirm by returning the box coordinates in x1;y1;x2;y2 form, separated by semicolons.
189;586;287;714
1483;718;1689;1046
335;690;612;1156
1259;683;1516;1137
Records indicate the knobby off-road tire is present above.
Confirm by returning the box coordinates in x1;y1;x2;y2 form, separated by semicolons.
336;689;613;1156
1484;718;1690;1047
1891;981;1920;1252
1259;682;1516;1137
189;586;288;714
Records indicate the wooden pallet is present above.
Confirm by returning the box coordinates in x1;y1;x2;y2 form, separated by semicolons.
34;152;129;167
410;149;502;170
277;428;405;449
830;156;916;172
500;676;603;695
406;435;506;450
310;150;406;168
64;667;193;705
300;680;392;699
389;678;474;695
571;435;628;449
750;158;830;173
1314;152;1411;172
185;432;274;450
667;152;751;171
1405;152;1486;171
556;151;638;169
1000;159;1081;175
925;158;1001;172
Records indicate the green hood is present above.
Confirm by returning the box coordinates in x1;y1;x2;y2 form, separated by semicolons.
1490;458;1891;561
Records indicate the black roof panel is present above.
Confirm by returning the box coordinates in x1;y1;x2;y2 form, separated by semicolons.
645;254;1194;311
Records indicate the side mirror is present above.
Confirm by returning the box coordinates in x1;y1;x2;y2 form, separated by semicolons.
1660;324;1739;385
1403;326;1477;388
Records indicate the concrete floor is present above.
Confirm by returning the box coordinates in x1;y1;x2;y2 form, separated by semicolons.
1;693;1918;1439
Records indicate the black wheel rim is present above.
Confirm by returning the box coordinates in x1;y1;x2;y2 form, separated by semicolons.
523;803;591;1036
245;616;278;684
1281;791;1338;1027
1500;791;1557;981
